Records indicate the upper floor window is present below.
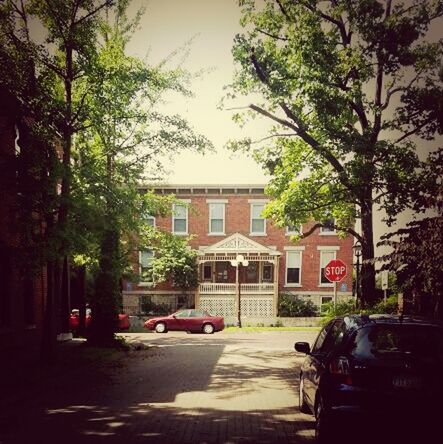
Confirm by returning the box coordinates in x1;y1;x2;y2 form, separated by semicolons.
140;249;154;284
144;215;155;227
286;223;302;235
320;218;336;235
173;203;188;235
250;203;266;235
320;250;336;285
209;202;225;234
286;250;302;285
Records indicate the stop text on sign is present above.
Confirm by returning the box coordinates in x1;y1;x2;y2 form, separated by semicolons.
324;259;347;282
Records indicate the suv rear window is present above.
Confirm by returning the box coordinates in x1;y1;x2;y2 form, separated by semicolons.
349;325;443;362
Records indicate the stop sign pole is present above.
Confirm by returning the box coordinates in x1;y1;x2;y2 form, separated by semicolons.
324;259;347;307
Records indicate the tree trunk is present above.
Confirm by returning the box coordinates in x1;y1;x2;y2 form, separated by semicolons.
60;256;71;333
360;200;376;307
41;259;57;364
78;265;87;337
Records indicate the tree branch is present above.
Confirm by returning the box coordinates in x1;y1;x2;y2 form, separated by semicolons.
73;0;114;27
256;28;288;41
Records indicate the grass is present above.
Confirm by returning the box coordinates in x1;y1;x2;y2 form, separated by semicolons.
223;326;321;332
125;324;321;333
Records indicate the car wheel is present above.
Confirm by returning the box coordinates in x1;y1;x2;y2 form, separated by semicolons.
155;322;167;333
299;376;310;414
315;396;334;444
202;323;214;334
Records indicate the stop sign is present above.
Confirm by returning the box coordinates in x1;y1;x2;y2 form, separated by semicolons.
324;259;347;282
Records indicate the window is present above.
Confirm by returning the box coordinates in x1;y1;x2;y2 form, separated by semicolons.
203;263;212;281
320;320;345;354
320;250;336;284
250;203;266;234
209;203;225;234
286;251;302;285
140;250;154;283
311;322;333;353
216;262;228;282
175;310;191;318
286;223;302;235
262;263;273;282
173;203;188;235
320;218;336;235
144;215;155;227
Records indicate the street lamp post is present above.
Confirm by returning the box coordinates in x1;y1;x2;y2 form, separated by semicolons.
353;242;362;307
230;254;249;328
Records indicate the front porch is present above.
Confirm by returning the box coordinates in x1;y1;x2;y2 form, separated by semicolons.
199;283;275;294
196;233;281;319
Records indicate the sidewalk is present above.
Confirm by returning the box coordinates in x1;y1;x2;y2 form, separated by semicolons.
0;332;316;443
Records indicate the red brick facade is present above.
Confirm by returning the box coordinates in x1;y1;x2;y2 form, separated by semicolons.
123;185;354;317
0;91;47;358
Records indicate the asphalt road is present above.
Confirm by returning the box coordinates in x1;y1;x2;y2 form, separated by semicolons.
0;331;318;444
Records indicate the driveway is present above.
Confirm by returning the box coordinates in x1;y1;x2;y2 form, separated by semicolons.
0;331;317;444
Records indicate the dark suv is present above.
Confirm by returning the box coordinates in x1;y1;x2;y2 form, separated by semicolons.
295;314;443;443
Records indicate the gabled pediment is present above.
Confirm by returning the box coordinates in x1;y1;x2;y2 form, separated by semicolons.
200;233;276;254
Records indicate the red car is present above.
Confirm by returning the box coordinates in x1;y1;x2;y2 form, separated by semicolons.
70;308;130;332
144;309;224;334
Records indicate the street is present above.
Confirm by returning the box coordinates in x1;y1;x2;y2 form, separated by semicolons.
0;331;317;444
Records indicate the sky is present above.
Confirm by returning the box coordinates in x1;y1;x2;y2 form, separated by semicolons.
126;0;270;185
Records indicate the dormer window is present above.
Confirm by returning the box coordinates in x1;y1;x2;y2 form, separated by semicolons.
320;218;336;235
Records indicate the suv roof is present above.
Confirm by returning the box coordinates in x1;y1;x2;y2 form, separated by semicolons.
344;313;442;328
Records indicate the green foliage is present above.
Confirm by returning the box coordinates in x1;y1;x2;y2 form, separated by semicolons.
278;293;319;317
372;296;399;316
140;228;199;291
379;149;443;319
140;297;170;316
228;0;443;305
320;300;358;325
320;296;399;325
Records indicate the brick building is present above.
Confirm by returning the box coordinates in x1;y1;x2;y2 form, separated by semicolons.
123;184;354;321
0;89;47;359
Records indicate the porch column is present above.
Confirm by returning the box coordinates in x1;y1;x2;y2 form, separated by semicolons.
235;264;240;323
195;260;201;309
273;256;280;317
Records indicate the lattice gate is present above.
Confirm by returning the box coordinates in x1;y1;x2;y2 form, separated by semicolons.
200;297;236;317
199;296;274;318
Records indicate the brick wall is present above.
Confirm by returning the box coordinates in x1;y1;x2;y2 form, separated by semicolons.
125;190;354;302
0;92;47;356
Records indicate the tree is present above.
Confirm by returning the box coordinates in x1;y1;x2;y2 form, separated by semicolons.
227;0;442;306
140;227;199;297
1;0;210;349
379;148;443;319
70;4;209;344
1;0;116;359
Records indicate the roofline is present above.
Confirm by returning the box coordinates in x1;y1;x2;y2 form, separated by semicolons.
138;183;268;189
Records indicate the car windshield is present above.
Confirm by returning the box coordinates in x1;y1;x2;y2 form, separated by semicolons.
349;325;443;363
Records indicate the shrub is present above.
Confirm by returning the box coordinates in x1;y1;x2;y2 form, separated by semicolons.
320;295;400;325
278;293;319;317
371;295;399;315
320;300;357;325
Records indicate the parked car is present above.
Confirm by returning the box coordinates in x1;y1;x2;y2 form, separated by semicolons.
295;314;443;443
70;308;130;333
144;309;224;334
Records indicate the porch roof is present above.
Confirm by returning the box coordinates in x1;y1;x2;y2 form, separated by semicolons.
198;233;281;260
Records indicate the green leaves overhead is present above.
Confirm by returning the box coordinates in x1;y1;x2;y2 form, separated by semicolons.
229;0;443;305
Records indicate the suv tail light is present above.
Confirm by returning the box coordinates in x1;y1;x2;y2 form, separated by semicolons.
329;356;353;385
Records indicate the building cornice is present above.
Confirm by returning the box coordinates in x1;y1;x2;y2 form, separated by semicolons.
138;183;268;196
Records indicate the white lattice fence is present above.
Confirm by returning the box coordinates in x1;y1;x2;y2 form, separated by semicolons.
241;297;274;317
200;297;236;317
